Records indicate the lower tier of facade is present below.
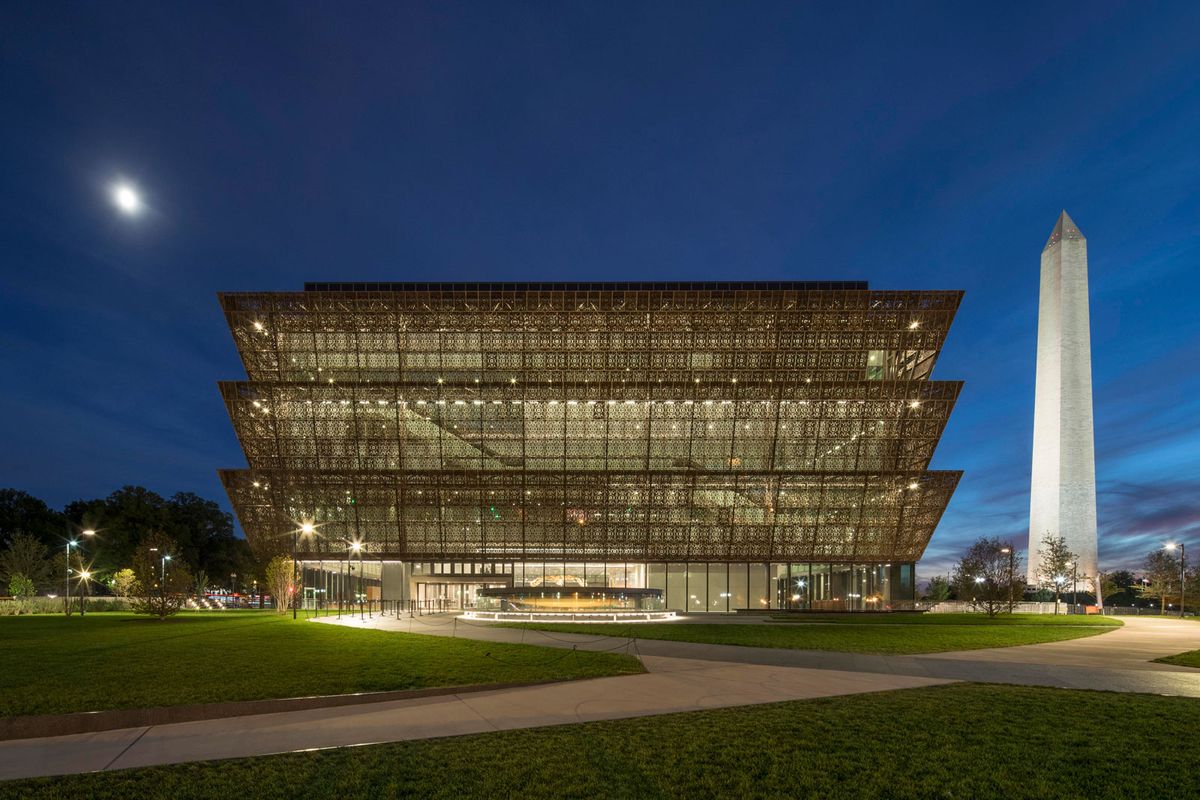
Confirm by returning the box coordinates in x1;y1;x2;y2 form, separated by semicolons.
294;559;916;613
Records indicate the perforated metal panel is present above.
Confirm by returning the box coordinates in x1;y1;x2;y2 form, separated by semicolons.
218;284;963;563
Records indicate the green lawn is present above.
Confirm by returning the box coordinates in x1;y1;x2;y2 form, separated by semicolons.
1154;649;1200;668
769;612;1120;626
499;613;1121;654
6;683;1198;799
0;613;642;717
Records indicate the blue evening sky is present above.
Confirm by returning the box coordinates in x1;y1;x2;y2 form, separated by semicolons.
2;2;1197;576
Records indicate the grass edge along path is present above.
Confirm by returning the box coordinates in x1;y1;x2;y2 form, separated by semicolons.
1154;649;1200;668
0;613;643;718
4;683;1199;799
497;613;1122;655
766;612;1122;626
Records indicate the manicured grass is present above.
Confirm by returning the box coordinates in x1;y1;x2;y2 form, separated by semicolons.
498;613;1121;654
767;612;1122;626
0;613;642;717
7;683;1199;799
1155;649;1200;668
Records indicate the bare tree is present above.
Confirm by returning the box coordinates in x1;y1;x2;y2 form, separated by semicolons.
1035;533;1075;614
952;537;1024;618
1142;550;1182;614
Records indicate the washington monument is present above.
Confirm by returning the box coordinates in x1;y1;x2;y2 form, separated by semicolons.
1027;211;1098;586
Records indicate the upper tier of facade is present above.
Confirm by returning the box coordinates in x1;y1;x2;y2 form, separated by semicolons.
218;284;962;385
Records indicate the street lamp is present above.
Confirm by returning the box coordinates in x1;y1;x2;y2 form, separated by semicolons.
1000;546;1015;612
161;554;172;584
350;540;364;619
78;570;92;617
1165;543;1186;619
295;521;316;619
1071;559;1079;613
77;529;97;617
64;539;77;616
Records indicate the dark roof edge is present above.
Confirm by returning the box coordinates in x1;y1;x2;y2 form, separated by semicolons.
302;281;870;293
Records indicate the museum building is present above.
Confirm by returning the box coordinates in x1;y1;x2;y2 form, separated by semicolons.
218;281;962;612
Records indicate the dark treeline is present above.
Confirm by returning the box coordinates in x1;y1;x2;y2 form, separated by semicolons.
0;487;257;590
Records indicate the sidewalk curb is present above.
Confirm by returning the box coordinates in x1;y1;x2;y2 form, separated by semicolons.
0;679;565;742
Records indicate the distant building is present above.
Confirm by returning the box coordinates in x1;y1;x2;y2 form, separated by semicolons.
218;281;962;612
1028;213;1099;585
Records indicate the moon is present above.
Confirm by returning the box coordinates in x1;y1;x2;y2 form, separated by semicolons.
111;182;143;216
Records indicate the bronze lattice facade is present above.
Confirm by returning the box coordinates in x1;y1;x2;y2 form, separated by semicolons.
218;281;962;610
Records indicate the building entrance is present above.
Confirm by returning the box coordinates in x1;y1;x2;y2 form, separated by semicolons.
415;582;507;612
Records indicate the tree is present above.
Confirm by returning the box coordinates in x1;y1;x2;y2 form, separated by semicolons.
1100;570;1137;606
1035;533;1076;614
8;573;35;599
63;487;255;582
129;532;193;620
192;569;209;597
952;537;1025;618
64;486;168;576
265;555;300;614
0;532;54;592
109;568;137;598
924;575;951;604
0;489;66;550
1142;550;1182;613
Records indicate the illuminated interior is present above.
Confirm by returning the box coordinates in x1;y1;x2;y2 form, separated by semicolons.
219;282;961;611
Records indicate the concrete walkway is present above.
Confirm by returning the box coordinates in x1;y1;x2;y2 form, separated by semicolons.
0;656;950;781
321;612;1200;695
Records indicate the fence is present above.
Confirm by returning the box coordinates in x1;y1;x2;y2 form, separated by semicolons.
927;600;1094;615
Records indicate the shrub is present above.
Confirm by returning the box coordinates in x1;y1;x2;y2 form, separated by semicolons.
129;532;193;620
0;596;131;615
8;573;36;600
110;568;136;598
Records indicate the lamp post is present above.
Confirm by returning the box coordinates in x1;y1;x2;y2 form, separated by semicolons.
64;539;76;616
79;570;92;616
350;541;363;620
161;554;171;584
1000;546;1015;612
1166;543;1186;619
296;522;315;620
79;529;96;617
1071;559;1079;614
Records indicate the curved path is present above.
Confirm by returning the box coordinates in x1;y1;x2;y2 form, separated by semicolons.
1;615;1197;782
330;612;1200;693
